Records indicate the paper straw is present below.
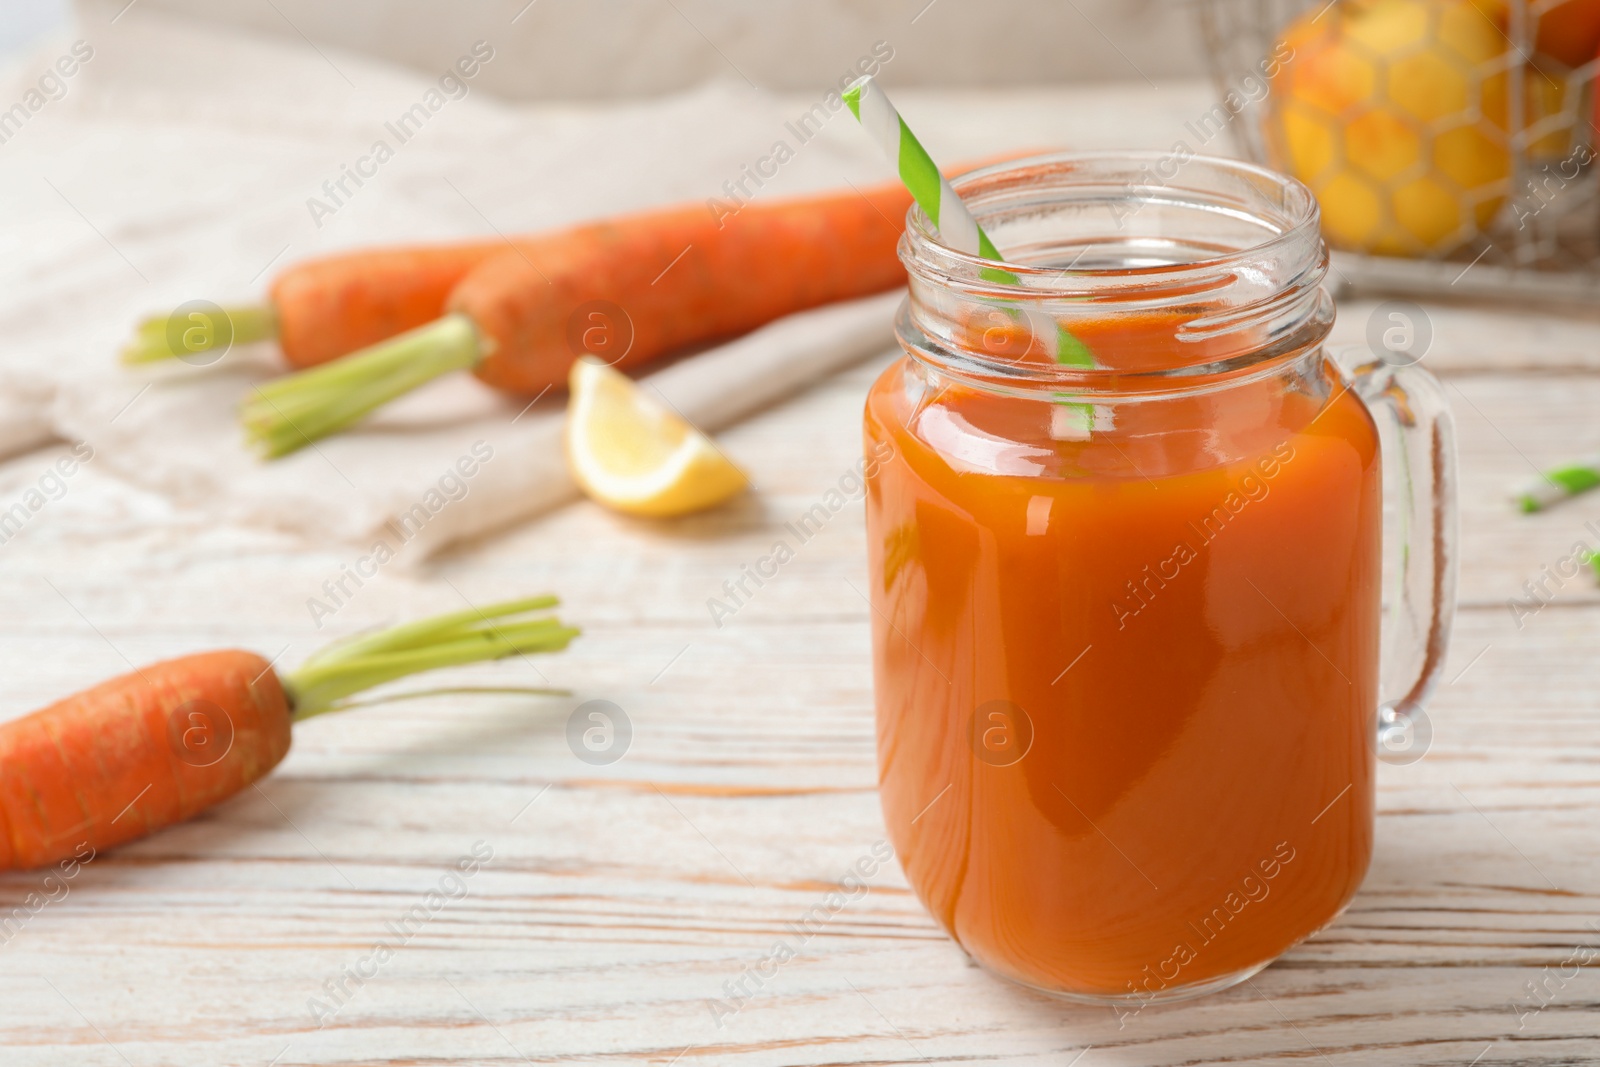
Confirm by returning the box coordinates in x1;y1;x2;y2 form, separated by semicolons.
842;75;1094;371
844;77;996;262
1516;460;1600;513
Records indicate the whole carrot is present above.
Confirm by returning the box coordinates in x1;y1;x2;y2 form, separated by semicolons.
239;173;949;458
122;242;504;369
460;184;914;394
0;595;575;871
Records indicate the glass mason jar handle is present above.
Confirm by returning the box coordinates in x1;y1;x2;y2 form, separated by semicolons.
1350;358;1459;756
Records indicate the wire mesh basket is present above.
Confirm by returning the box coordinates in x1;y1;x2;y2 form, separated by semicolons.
1196;0;1600;302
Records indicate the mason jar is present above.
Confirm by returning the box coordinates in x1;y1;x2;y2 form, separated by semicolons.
864;152;1457;1003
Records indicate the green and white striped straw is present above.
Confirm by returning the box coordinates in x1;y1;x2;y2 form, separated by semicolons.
1517;459;1600;513
843;76;998;266
841;75;1095;376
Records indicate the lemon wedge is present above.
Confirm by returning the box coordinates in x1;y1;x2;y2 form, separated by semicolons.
565;357;749;517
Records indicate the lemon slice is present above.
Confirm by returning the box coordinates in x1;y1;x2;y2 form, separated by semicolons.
565;357;749;517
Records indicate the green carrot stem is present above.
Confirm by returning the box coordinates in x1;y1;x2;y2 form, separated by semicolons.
282;594;576;720
320;686;572;714
240;314;482;458
121;304;277;364
289;629;578;720
296;593;560;671
291;622;571;696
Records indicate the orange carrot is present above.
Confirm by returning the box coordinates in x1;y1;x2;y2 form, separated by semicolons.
240;158;1019;457
122;242;504;368
272;242;506;367
0;596;575;871
0;650;290;870
460;181;914;394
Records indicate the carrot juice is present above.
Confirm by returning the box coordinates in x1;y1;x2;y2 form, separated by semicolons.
858;153;1453;1003
865;341;1379;999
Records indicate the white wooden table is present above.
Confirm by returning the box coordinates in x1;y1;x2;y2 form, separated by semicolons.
5;80;1600;1067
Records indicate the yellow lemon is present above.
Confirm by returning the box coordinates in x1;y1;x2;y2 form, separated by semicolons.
565;357;748;518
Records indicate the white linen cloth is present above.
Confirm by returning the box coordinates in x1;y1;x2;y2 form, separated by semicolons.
0;9;913;557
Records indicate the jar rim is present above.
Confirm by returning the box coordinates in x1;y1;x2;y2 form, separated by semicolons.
894;151;1332;393
901;150;1322;292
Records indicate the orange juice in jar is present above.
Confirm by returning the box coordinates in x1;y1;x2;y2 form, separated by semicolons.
864;154;1457;1003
